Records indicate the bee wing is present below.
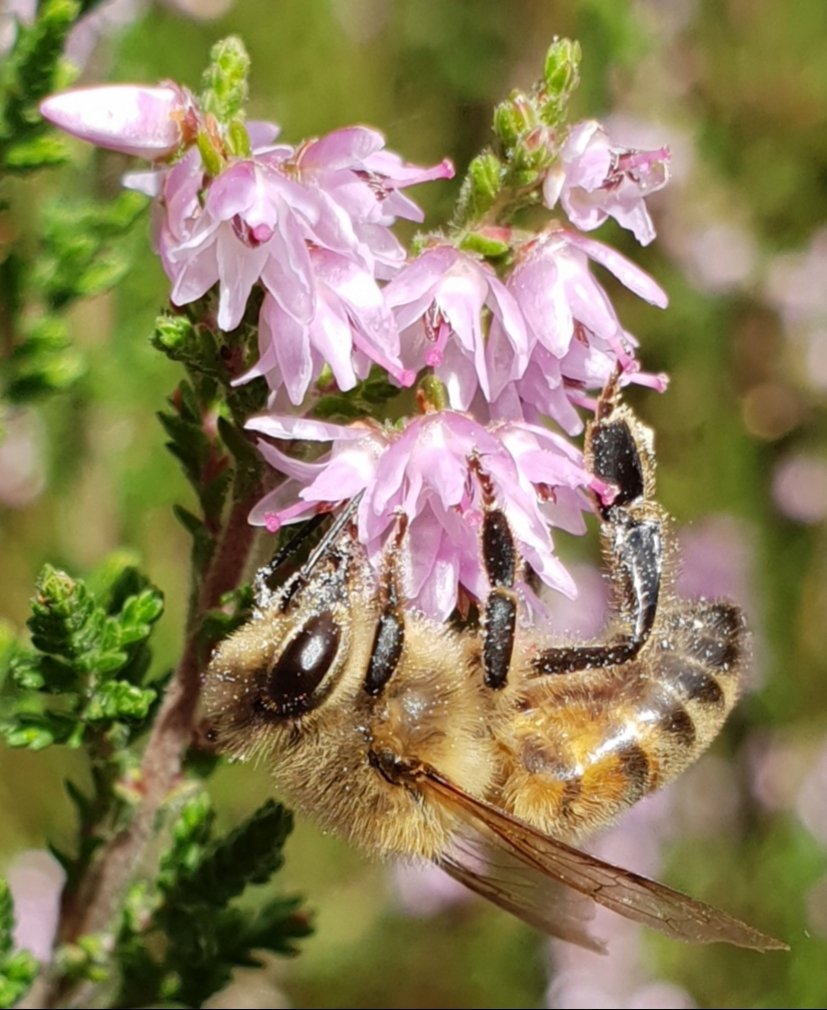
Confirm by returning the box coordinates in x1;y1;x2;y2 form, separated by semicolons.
420;766;787;952
439;836;606;953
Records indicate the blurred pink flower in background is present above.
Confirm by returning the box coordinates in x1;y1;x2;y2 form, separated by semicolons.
805;874;827;939
675;513;756;609
765;226;827;391
0;408;46;508
0;0;35;56
6;850;65;962
772;452;827;525
679;220;758;295
390;862;470;919
532;561;608;638
795;738;827;848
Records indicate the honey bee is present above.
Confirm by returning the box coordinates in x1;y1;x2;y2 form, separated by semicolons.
203;383;786;952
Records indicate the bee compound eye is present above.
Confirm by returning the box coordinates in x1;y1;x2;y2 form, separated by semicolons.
261;610;342;717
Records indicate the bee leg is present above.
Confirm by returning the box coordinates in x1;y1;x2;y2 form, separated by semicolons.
533;397;665;676
363;513;408;696
471;457;518;691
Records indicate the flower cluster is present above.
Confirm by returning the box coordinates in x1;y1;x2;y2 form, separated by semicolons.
124;118;449;401
41;44;669;618
247;411;608;619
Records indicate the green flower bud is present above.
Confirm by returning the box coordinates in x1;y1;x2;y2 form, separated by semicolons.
468;151;503;207
152;316;196;357
226;118;252;158
196;129;224;178
493;92;538;151
200;35;250;122
459;231;511;259
541;38;581;126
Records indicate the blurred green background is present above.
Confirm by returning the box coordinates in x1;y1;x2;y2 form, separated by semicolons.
2;0;827;1007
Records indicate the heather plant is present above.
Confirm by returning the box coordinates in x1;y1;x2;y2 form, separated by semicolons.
0;5;687;1007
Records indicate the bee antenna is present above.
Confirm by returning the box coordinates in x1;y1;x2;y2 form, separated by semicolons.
258;511;330;592
275;492;365;611
299;491;364;579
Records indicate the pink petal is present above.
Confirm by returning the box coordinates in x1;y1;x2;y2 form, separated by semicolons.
246;414;362;442
566;231;668;307
299;126;386;170
40;84;188;160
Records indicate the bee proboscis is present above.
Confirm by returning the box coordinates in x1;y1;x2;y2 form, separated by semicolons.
203;383;787;953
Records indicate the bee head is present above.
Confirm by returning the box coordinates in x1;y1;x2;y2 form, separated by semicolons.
202;513;379;763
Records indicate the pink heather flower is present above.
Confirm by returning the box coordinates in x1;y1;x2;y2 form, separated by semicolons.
239;248;415;404
129;139;326;333
46;83;453;388
385;245;529;410
40;83;194;161
543;120;670;246
295;127;455;277
246;410;602;620
488;228;668;432
124;119;451;392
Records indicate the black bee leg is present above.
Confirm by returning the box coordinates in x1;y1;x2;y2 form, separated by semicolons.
363;512;408;696
533;393;665;676
471;457;518;691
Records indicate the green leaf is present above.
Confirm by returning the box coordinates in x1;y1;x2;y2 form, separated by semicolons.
34;192;147;311
173;505;216;576
315;368;403;423
1;132;68;171
7;649;45;690
119;590;165;643
85;554;145;614
0;0;81;149
0;881;40;1006
169;800;293;911
4;721;57;750
159;791;214;889
3;563;164;750
83;681;156;722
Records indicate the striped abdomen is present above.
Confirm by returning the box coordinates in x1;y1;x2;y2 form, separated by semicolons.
498;599;747;841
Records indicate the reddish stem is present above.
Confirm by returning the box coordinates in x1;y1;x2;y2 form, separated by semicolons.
26;485;261;1009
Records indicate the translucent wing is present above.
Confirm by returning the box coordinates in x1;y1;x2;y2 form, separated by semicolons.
419;765;787;952
438;833;606;953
